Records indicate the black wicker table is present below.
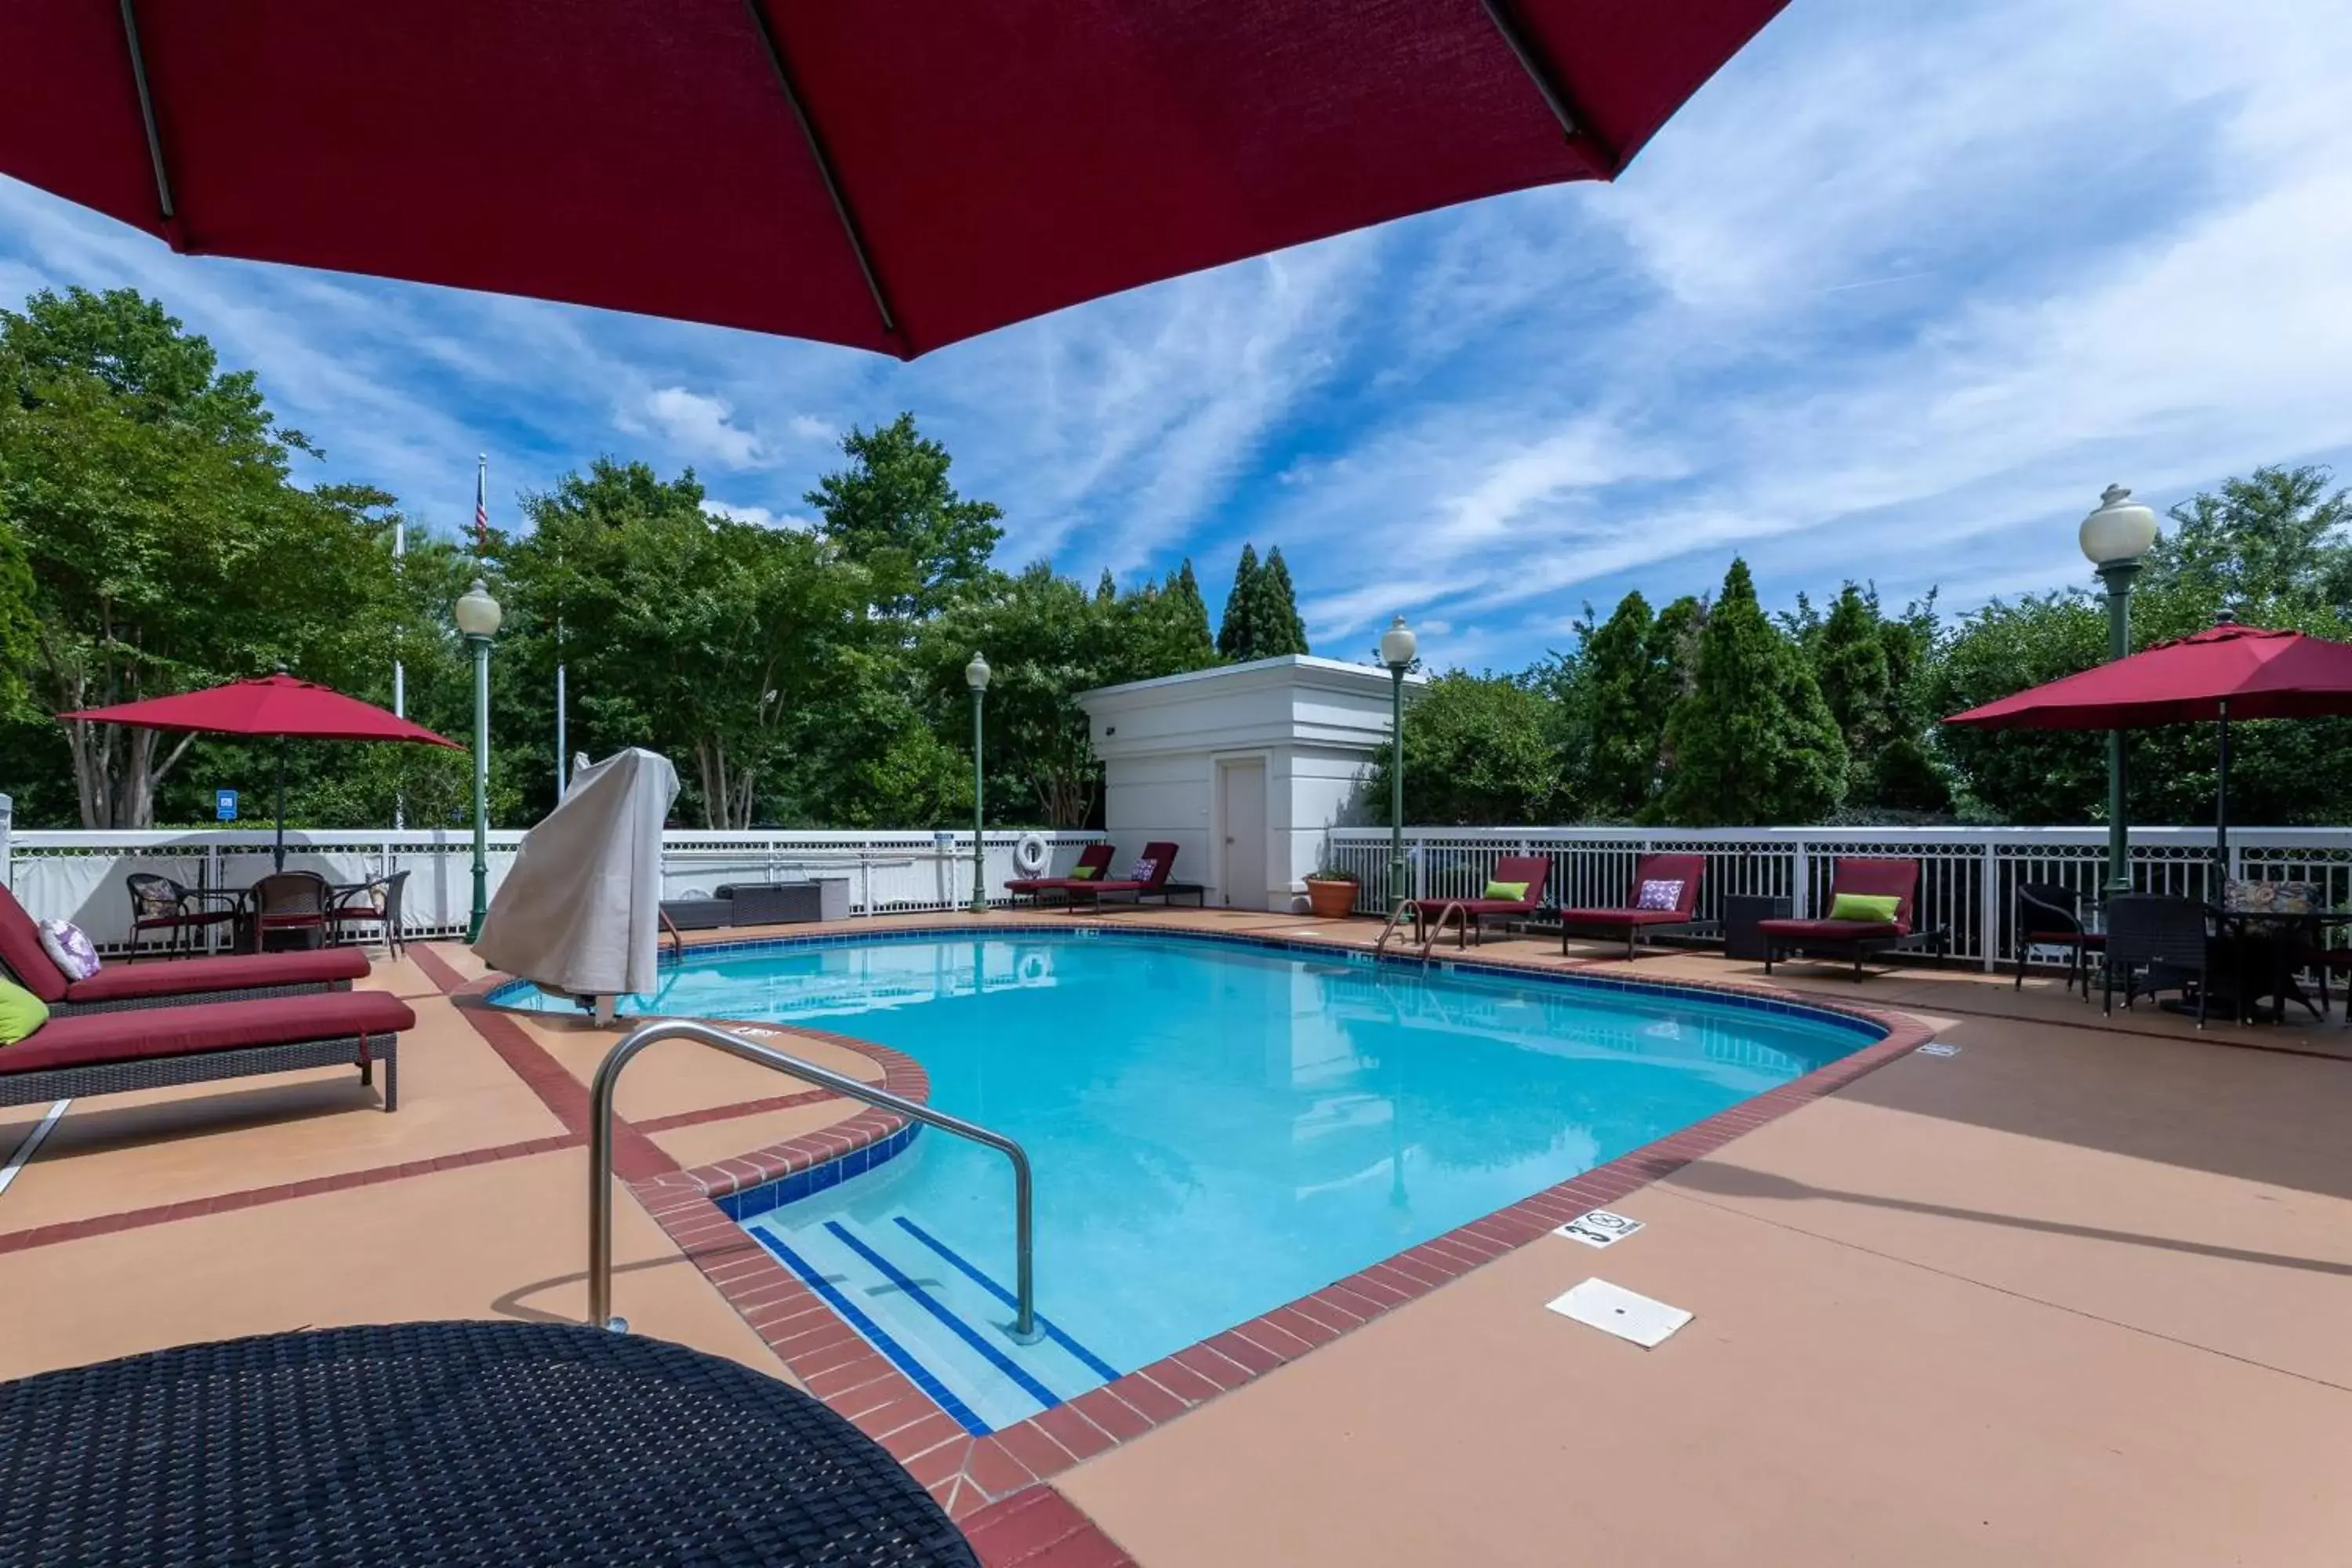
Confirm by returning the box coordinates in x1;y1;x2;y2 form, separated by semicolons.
0;1321;978;1568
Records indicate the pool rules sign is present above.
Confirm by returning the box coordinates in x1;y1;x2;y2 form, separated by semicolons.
1555;1210;1644;1248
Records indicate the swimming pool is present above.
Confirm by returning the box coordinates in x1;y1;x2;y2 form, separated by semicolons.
505;930;1880;1431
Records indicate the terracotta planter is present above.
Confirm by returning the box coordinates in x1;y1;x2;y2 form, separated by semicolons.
1304;877;1360;919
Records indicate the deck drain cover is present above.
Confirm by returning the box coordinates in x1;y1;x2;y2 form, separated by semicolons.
1547;1279;1692;1348
1918;1042;1961;1057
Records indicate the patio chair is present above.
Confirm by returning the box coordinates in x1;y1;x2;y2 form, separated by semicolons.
0;989;412;1113
1554;853;1705;959
1006;842;1117;906
2014;880;2103;997
2101;894;2218;1025
1758;858;1945;978
247;870;331;953
1064;842;1182;912
125;872;240;959
0;884;369;1014
1402;855;1551;949
325;869;411;956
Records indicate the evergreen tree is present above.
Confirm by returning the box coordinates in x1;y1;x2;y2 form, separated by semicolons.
1216;543;1261;658
1095;568;1117;604
1578;592;1661;818
1167;558;1215;662
1662;559;1847;825
1256;546;1311;656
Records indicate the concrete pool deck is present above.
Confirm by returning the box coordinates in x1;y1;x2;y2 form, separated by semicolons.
5;910;2349;1565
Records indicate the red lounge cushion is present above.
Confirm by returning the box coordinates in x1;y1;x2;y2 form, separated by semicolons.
63;946;369;1004
1557;907;1692;927
0;886;68;1003
1756;918;1904;942
0;991;413;1076
1406;898;1526;916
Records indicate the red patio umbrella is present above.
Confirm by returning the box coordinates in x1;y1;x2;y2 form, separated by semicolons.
1944;621;2352;867
60;673;461;869
0;2;1785;358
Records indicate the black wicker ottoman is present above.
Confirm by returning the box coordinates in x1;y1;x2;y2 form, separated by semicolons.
0;1321;978;1567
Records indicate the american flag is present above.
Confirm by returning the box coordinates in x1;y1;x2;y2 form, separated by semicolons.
474;454;489;554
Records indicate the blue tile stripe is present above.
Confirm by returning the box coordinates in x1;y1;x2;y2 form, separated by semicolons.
822;1220;1064;1414
891;1215;1123;1386
717;1124;920;1221
485;922;1890;1042
745;1226;990;1436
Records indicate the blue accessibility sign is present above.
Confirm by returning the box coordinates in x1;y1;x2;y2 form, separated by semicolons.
215;789;238;822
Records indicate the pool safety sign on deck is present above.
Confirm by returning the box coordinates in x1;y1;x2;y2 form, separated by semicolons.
1555;1209;1643;1247
1548;1279;1692;1348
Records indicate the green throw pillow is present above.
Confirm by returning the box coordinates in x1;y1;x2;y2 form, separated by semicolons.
1069;866;1098;880
1483;880;1530;902
0;976;48;1045
1829;892;1900;924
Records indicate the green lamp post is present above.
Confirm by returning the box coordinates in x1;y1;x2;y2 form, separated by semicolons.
455;578;503;940
1379;615;1418;915
2078;485;2160;898
966;651;991;914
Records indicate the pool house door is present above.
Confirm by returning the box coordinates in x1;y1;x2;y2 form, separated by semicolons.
1218;757;1268;909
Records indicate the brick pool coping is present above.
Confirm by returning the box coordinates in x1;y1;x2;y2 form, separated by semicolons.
514;920;1936;1523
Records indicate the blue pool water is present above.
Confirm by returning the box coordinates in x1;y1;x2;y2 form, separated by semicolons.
506;931;1876;1429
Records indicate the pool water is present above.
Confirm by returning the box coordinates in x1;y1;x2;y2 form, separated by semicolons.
513;931;1876;1431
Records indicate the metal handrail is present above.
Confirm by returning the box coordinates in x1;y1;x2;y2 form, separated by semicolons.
1420;901;1470;957
588;1018;1038;1340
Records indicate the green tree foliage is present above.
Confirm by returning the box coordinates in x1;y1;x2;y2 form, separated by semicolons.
1662;559;1847;825
1367;671;1568;826
1571;592;1671;818
1257;547;1310;655
803;413;1003;619
1216;543;1261;659
1155;559;1217;668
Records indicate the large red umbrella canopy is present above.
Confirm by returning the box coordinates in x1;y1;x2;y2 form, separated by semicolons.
1944;624;2352;731
0;2;1785;358
60;673;460;747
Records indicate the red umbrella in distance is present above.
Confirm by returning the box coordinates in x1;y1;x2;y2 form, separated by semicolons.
0;2;1786;358
61;673;461;869
1945;620;2352;867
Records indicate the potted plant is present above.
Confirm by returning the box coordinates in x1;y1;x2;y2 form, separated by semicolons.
1302;855;1361;919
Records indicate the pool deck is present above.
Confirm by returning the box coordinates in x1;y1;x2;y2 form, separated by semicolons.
5;909;2350;1565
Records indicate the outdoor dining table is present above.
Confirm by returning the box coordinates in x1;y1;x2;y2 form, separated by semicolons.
0;1321;978;1567
2209;905;2346;1025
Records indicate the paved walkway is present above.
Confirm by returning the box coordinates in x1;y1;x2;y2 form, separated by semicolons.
4;912;2347;1565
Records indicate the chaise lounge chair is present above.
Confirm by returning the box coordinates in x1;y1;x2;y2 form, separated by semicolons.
0;989;414;1112
0;885;369;1016
1555;853;1707;959
1065;843;1183;912
1402;855;1552;949
1757;858;1947;978
1006;843;1116;906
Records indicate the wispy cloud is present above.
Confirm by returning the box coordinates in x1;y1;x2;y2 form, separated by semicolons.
624;387;766;468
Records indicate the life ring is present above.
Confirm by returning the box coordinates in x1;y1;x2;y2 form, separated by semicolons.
1012;833;1052;875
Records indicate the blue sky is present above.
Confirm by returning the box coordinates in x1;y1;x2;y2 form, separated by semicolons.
4;0;2347;675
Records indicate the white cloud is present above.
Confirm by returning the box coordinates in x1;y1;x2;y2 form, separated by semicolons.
703;500;813;531
626;387;766;468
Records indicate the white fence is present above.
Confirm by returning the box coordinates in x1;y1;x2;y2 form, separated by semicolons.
1324;825;2352;971
2;821;1105;953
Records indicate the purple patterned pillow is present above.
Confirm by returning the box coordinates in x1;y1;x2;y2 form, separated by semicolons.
1634;880;1683;913
1126;857;1159;884
38;919;100;982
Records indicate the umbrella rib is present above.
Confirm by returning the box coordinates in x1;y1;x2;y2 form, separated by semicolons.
737;0;901;348
1475;0;1620;175
115;0;177;226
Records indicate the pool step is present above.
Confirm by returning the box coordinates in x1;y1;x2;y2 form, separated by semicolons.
745;1204;1116;1433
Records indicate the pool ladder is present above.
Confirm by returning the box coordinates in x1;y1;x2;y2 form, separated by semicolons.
585;1018;1040;1341
1373;900;1468;962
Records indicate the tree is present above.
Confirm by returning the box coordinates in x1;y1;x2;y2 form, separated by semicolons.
1574;592;1661;818
1367;671;1567;826
1661;559;1847;824
804;412;1003;619
1;286;401;828
1217;543;1261;659
1256;547;1310;655
1167;559;1214;661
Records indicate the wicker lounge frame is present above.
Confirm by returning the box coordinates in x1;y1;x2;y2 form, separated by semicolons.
1759;858;1950;978
0;1027;397;1112
49;976;355;1018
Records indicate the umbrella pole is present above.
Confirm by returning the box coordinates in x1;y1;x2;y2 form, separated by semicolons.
274;736;287;872
2215;699;2230;891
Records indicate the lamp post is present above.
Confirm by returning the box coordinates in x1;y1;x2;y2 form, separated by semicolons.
966;652;991;915
2078;484;2160;898
455;579;503;940
1379;615;1418;916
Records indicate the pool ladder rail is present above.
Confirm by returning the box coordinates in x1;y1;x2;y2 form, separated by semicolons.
1374;899;1469;963
585;1018;1041;1342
